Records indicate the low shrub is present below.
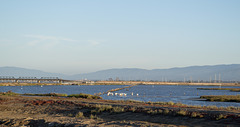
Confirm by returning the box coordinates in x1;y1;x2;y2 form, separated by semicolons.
24;93;68;97
95;104;112;113
129;107;136;112
67;113;73;117
176;110;187;116
216;114;225;120
90;114;97;119
75;111;84;118
125;99;143;103
167;101;175;106
191;112;197;118
163;109;169;115
68;93;102;99
198;88;240;92
112;106;125;113
147;109;158;115
0;91;19;96
200;95;240;102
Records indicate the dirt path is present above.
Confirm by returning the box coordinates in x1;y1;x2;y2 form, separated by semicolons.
0;95;240;127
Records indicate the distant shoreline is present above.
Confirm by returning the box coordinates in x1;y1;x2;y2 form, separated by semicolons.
0;81;239;86
95;81;240;86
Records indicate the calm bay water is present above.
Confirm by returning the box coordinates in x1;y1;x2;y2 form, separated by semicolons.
0;85;240;107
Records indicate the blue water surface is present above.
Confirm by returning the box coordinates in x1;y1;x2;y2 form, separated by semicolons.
0;85;240;107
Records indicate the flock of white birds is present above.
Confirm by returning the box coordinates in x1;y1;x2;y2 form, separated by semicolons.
107;92;139;97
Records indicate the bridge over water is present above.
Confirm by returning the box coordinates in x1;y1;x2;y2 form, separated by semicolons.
0;76;70;83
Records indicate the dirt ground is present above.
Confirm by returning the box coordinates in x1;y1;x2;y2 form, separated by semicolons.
0;95;240;127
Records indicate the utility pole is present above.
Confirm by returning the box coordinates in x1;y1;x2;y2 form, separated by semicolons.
219;73;221;83
215;74;217;83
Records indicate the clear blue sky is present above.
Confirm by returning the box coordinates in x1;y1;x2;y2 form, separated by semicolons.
0;0;239;74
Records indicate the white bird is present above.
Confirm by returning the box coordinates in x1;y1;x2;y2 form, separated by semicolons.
119;93;123;96
107;92;114;96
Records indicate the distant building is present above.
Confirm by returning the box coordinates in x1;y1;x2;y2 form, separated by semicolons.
82;80;95;84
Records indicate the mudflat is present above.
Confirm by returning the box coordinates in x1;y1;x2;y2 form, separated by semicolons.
0;95;240;127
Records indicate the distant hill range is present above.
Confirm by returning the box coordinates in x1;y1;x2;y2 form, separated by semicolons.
0;67;66;78
0;64;240;81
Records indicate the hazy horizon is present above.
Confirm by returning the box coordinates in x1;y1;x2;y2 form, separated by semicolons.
1;0;239;74
1;63;239;75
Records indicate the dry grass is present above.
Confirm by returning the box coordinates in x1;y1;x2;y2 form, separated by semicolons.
1;91;102;99
200;95;240;102
197;88;240;92
0;91;20;96
75;111;85;118
68;93;102;99
24;93;68;97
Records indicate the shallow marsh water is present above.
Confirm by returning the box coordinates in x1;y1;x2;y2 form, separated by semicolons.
0;85;240;107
